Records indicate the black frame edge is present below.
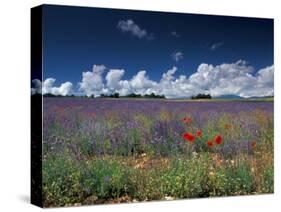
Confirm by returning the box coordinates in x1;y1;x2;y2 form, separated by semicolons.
31;5;43;208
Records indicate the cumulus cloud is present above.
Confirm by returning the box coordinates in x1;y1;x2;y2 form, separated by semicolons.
116;80;132;96
31;78;73;95
43;78;73;96
171;51;184;62
130;70;157;92
106;69;125;91
79;65;107;96
42;78;56;94
117;19;153;39
239;65;274;98
78;61;273;98
31;79;42;95
210;42;224;50
188;60;273;98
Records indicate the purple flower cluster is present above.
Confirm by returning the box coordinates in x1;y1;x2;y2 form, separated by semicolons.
43;98;273;157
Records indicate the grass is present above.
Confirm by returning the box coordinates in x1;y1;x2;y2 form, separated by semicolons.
43;145;273;207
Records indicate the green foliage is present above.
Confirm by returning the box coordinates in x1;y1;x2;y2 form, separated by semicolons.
209;162;255;196
78;136;93;157
234;162;256;193
160;154;210;198
43;155;132;206
82;159;130;199
42;153;84;206
261;165;274;193
43;152;274;207
127;169;164;201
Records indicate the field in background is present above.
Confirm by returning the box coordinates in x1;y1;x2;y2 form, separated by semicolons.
42;98;274;207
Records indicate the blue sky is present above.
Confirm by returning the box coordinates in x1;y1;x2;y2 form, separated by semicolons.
36;4;274;98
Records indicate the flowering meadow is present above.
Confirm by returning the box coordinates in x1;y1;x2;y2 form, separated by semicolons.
42;98;273;207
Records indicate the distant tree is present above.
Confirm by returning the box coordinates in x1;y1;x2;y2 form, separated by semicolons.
144;93;165;98
113;92;119;98
43;93;62;97
90;94;95;98
124;92;165;99
191;93;212;99
126;93;141;98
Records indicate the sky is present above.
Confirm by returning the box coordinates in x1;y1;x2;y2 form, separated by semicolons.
31;4;274;98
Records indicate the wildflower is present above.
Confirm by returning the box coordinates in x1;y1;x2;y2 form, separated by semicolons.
224;124;232;129
164;196;174;201
141;153;147;157
192;151;198;158
209;171;215;176
206;140;213;147
182;117;192;124
251;141;257;148
183;132;195;143
214;135;222;145
104;175;110;183
196;130;202;137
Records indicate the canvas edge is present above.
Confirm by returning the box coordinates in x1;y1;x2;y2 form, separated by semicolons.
30;5;43;208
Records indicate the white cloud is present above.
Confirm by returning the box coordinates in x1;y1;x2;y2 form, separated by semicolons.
116;80;132;96
52;82;73;96
79;65;106;96
42;78;56;94
240;65;274;98
187;61;273;98
211;42;224;50
257;65;274;86
106;69;125;91
42;78;73;96
117;19;153;39
31;79;42;95
31;78;73;95
171;51;184;62
77;61;273;98
130;70;157;93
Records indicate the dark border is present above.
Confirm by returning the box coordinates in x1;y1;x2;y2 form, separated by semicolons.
31;5;43;208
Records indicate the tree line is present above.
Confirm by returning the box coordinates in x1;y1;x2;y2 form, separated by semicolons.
38;92;212;99
191;93;212;99
41;92;166;99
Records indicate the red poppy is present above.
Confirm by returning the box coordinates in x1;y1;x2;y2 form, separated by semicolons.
214;135;222;145
251;141;257;148
196;130;202;137
183;132;195;143
206;140;213;147
182;117;192;124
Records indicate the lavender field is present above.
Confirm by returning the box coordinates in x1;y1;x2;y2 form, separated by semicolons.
42;98;274;207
